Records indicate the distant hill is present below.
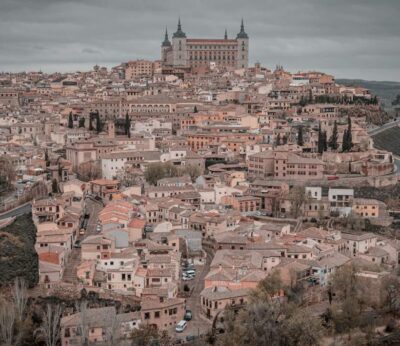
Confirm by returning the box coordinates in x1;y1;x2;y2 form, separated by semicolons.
337;79;400;112
0;214;38;287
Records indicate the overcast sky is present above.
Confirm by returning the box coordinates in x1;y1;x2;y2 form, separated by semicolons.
0;0;399;81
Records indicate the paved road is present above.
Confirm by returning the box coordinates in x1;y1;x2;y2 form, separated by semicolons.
368;118;400;135
0;203;32;220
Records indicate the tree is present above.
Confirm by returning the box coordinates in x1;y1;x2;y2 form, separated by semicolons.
131;324;161;346
347;115;353;151
96;113;102;133
288;186;306;218
68;112;73;129
35;304;63;346
78;117;85;128
317;123;325;154
328;120;338;150
342;116;353;152
381;275;400;316
0;155;16;192
297;126;304;146
75;301;89;346
144;163;166;186
322;130;328;152
12;277;27;323
276;133;281;146
103;314;121;346
77;161;101;182
124;113;131;137
0;299;15;346
193;106;198;113
144;162;181;186
251;270;284;302
182;164;201;182
281;310;324;346
89;114;94;131
51;179;59;194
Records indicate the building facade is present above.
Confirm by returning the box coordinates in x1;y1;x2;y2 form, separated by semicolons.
161;19;249;70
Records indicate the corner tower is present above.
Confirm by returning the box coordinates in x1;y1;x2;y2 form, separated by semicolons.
236;19;249;68
161;27;171;64
172;18;187;67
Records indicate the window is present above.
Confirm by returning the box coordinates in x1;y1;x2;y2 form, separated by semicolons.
144;312;150;320
155;311;160;318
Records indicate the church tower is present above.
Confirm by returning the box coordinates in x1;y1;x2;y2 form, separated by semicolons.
172;18;187;67
161;27;171;64
236;19;249;69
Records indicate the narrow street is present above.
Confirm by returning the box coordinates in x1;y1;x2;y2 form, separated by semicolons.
62;198;102;283
174;249;213;341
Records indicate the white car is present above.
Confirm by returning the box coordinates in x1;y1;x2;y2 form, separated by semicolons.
182;276;193;281
96;225;102;232
175;320;187;333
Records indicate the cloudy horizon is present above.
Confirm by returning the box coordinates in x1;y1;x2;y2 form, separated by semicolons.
1;0;399;81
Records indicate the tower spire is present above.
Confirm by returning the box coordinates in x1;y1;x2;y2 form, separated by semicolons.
224;28;228;40
173;17;186;38
237;18;248;39
162;26;171;47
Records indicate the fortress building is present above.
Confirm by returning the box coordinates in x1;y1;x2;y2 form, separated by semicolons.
161;19;249;71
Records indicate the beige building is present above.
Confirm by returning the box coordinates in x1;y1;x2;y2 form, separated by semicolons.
140;297;186;331
125;60;155;79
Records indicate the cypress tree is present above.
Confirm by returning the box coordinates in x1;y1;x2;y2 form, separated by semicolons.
329;120;338;150
297;126;304;146
317;123;323;154
194;106;198;113
342;129;349;152
78;117;85;128
96;113;102;133
276;133;281;146
322;131;328;152
125;112;131;137
68;112;73;129
347;116;353;151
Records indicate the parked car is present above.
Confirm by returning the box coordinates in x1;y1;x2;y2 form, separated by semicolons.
175;320;187;333
96;225;102;232
186;335;198;342
182;276;193;281
79;228;85;235
183;269;196;276
73;240;81;248
184;310;192;321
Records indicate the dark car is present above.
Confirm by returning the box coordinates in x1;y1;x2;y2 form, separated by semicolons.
186;335;198;342
184;310;192;321
73;240;81;248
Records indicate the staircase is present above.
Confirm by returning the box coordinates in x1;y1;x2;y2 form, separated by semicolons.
62;249;81;284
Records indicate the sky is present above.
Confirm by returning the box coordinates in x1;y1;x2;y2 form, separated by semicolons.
0;0;399;81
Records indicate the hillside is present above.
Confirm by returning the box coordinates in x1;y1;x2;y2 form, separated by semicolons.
0;214;38;287
337;79;400;112
372;126;400;156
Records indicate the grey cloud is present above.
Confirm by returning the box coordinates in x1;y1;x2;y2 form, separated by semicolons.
0;0;399;80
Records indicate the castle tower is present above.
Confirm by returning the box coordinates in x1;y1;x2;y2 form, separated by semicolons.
172;18;187;67
161;27;171;64
236;18;249;69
